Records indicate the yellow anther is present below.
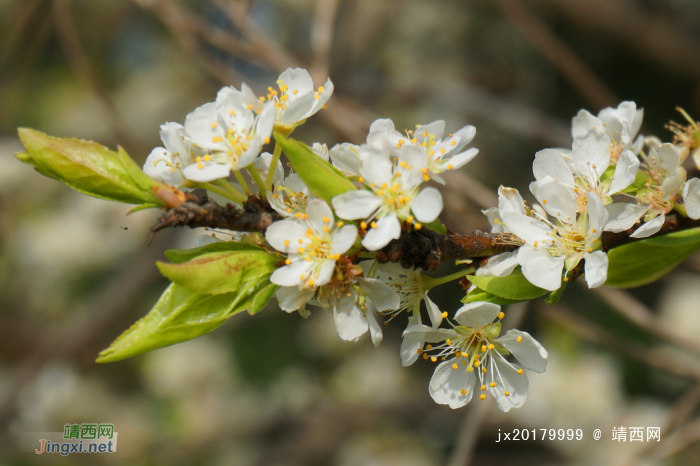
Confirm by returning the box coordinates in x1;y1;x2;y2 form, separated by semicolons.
273;194;279;199
293;89;298;95
423;353;428;360
430;357;437;362
295;212;302;219
360;221;367;229
592;229;597;233
318;86;324;92
414;223;422;230
488;344;494;350
407;215;414;223
259;96;266;102
481;385;486;391
517;369;523;375
203;155;211;162
358;177;365;183
452;363;458;370
298;247;305;253
300;274;305;280
285;259;291;265
298;238;304;244
534;242;538;247
461;352;468;357
543;200;547;204
377;190;384;196
308;279;315;286
426;345;432;349
460;389;467;395
197;163;204;169
441;148;446;154
516;336;522;343
284;240;290;246
498;312;505;319
504;391;510;396
195;156;202;162
451;141;456;146
462;360;466;366
323;226;330;232
264;138;270;144
482;367;487;373
447;164;453;169
481;345;487;352
480;394;486;400
371;221;378;229
441;311;448;318
563;277;569;282
417;348;423;354
211;121;217;128
421;168;428;174
589;248;593;253
337;221;344;227
247;104;253;110
399;161;407;167
323;217;330;223
466;366;474;372
301;214;308;220
229;110;236;116
490;382;497;387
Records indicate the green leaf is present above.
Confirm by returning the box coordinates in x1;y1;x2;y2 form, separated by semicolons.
96;278;274;363
117;146;160;192
467;267;548;301
621;171;651;195
274;133;355;202
545;281;567;305
424;218;447;235
605;227;700;288
165;241;265;264
462;287;524;305
157;250;279;295
17;128;160;205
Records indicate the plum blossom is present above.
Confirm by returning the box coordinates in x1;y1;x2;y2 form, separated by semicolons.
403;302;547;411
332;146;443;250
371;261;444;328
143;122;193;187
366;118;479;184
244;68;333;132
572;101;644;161
183;89;275;182
607;144;686;238
500;187;609;291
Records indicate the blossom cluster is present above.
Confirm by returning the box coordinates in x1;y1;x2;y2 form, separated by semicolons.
475;102;700;292
140;66;700;412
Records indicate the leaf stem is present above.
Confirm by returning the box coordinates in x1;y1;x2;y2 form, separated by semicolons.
233;170;251;195
674;203;688;217
367;260;380;278
247;166;267;198
264;140;283;190
422;267;476;289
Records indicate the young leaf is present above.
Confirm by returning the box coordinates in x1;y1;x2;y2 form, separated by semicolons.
424;218;448;235
467;267;548;301
157;250;279;295
17;128;160;205
605;226;700;288
96;278;273;363
545;281;567;305
462;287;524;305
274;133;355;202
165;241;265;264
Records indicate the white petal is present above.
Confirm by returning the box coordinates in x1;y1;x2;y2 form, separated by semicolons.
483;207;506;234
359;152;393;187
143;148;185;186
572;130;611;180
331;225;358;255
662;167;687;199
454;302;501;329
485;358;528;412
498;186;526;215
182;162;231;182
184;102;224;151
308;77;333;115
494;330;548;373
195;234;223;247
276;286;314;312
532;149;574;186
478;251;519;277
332;290;368;342
278;68;314;95
329;143;362;176
449;125;476;154
332;190;382;220
630;214;665;238
604;203;648;232
270;260;313;286
265;219;308;252
571;109;604;139
608;150;640;195
315;259;336;287
361;214;401;251
255;102;276;139
411;187;444;223
415;120;446;144
655;143;681;174
517;245;565;291
400;315;425;366
534;182;577;221
306;199;334;234
429;359;476;409
356;277;400;312
366;308;383;347
583;250;608;288
424;291;443;328
586;192;608;239
501;212;552;247
369;118;396;133
683;178;700;219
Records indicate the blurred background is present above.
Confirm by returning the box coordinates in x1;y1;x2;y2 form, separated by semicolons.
2;0;700;464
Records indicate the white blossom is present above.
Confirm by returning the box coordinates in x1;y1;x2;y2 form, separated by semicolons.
366;118;479;184
683;178;700;220
332;146;443;250
572;101;644;160
244;68;333;132
182;89;275;182
403;302;547;411
500;186;609;291
143;122;193;187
